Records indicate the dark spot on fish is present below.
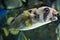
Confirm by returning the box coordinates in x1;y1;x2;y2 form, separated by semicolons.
50;18;52;20
43;13;49;21
34;12;39;20
28;10;32;13
34;12;37;15
53;13;57;16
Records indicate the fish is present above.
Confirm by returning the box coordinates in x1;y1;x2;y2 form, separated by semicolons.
10;7;58;28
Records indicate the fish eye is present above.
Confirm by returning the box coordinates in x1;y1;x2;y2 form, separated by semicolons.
44;8;50;13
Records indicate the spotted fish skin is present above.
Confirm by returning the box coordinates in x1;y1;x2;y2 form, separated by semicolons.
37;6;58;21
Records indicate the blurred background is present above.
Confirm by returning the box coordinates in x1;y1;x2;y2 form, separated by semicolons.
0;0;60;40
